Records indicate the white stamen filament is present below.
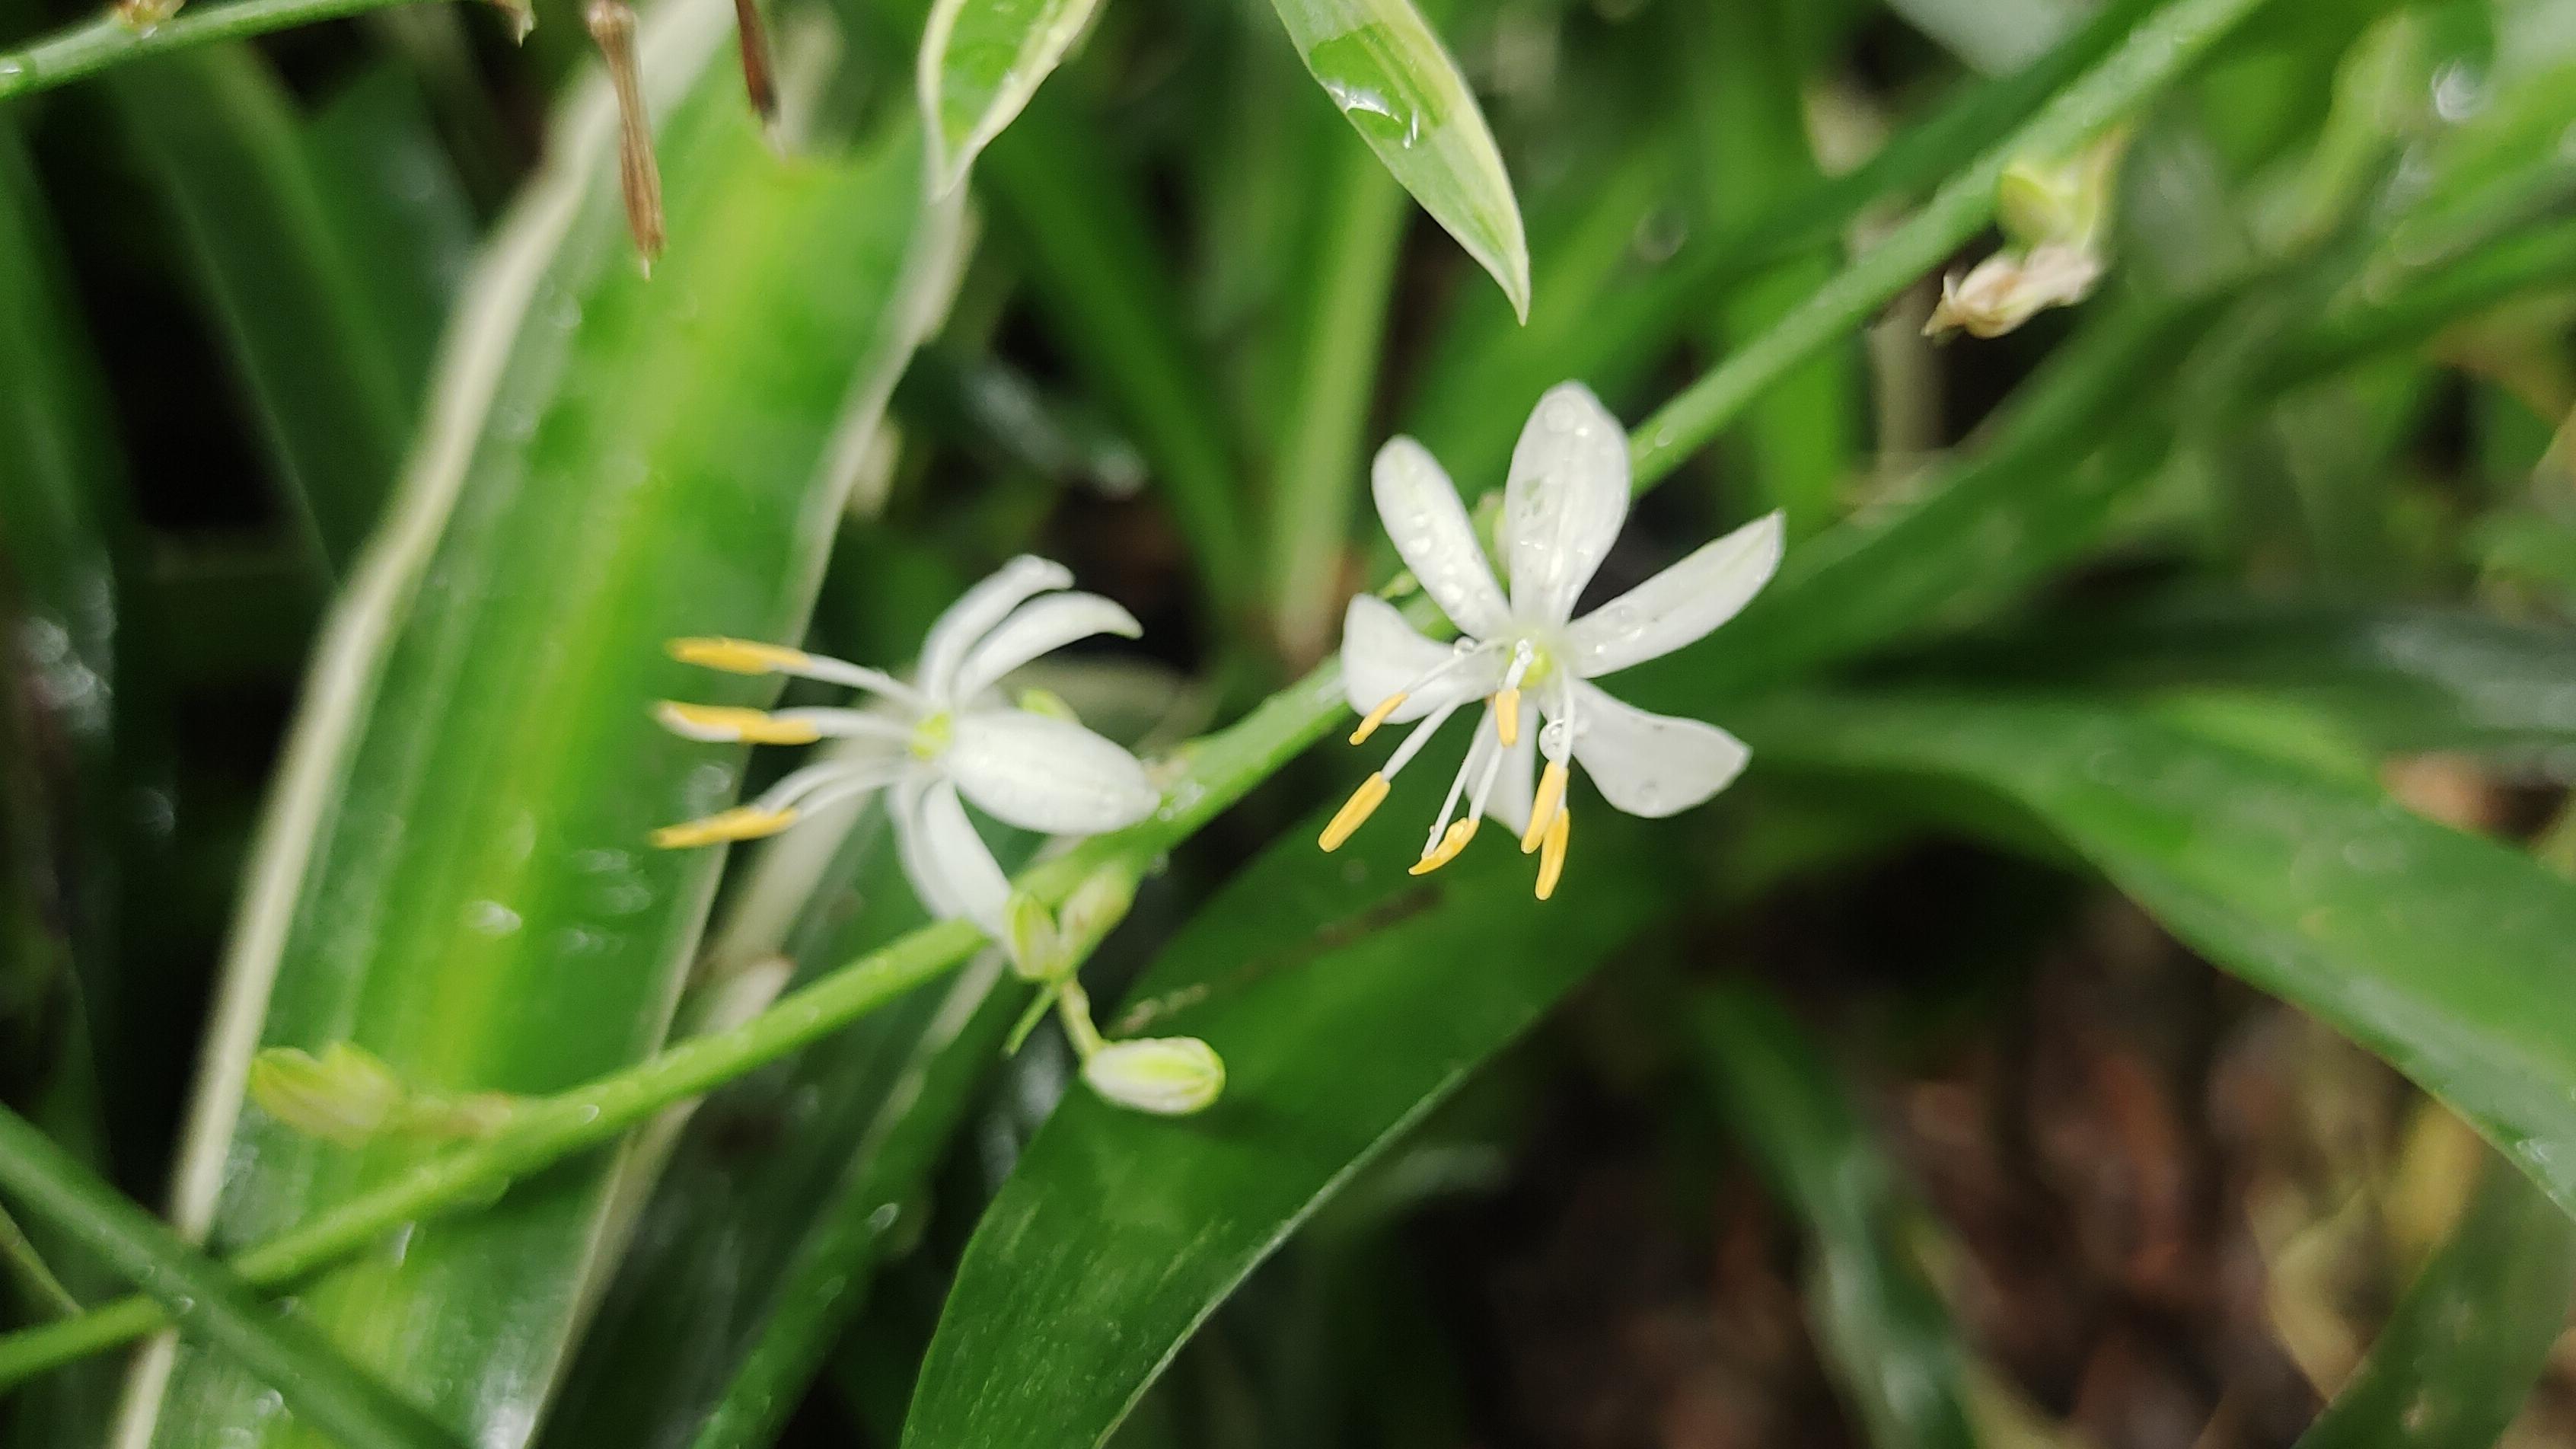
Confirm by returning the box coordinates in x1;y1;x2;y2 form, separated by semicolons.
797;658;927;708
1381;700;1466;780
751;758;908;815
1423;711;1496;854
1385;639;1503;712
773;707;918;745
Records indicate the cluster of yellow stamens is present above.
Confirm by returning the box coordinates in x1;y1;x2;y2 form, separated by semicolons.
1318;682;1572;900
649;636;921;851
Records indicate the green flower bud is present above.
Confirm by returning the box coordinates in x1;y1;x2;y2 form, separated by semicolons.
1082;1036;1226;1116
1015;687;1080;723
1057;862;1140;953
249;1043;406;1146
1003;890;1063;981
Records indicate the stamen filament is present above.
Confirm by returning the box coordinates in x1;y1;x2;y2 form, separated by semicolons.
1319;774;1391;852
1521;760;1568;854
1350;692;1408;745
1491;643;1535;748
1382;701;1464;780
1535;807;1570;899
1409;819;1477;876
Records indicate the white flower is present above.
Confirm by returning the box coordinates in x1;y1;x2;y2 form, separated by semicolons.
653;556;1160;935
1323;383;1784;898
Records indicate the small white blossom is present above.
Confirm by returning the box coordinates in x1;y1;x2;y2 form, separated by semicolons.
1325;383;1783;898
654;556;1159;936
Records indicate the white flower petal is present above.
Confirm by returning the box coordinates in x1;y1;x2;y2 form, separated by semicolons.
950;592;1141;703
1485;699;1539;838
1372;436;1510;638
920;555;1074;701
1563;512;1784;678
894;775;1008;930
1568;681;1749;819
1502;382;1630;624
945;708;1159;834
1339;595;1499;722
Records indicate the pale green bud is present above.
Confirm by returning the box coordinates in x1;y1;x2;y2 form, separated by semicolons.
1057;862;1140;953
249;1043;406;1146
1997;130;2126;253
1082;1036;1226;1116
1015;687;1080;723
249;1042;519;1146
1003;890;1062;981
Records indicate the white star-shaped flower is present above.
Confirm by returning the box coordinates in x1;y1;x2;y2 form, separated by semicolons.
1323;382;1783;897
653;556;1159;935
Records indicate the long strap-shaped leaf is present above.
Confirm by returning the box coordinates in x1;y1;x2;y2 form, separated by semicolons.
120;8;965;1446
1736;692;2576;1224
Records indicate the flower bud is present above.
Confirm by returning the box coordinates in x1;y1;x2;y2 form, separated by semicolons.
1057;861;1140;953
1015;687;1080;723
1082;1036;1226;1116
1997;131;2125;254
1002;890;1062;981
249;1043;406;1147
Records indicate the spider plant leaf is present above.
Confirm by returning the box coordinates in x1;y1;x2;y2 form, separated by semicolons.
119;12;966;1444
1265;0;1530;319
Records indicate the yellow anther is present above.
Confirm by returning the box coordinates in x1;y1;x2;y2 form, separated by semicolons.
1520;760;1568;854
1535;806;1570;900
651;805;799;849
1494;688;1520;745
655;701;821;745
668;637;811;675
1350;692;1408;745
1318;773;1391;852
1408;819;1478;876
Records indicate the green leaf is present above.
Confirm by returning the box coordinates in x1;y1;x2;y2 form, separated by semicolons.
0;1106;459;1449
918;0;1105;190
975;107;1254;618
1736;692;2576;1226
123;14;965;1444
1266;0;1530;319
1909;600;2576;766
2294;1151;2575;1449
106;46;442;576
546;809;1032;1449
900;764;1676;1449
1688;986;1978;1449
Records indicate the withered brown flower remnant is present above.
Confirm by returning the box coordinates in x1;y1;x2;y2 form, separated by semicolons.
586;0;665;272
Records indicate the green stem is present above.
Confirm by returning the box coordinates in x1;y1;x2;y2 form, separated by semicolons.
0;0;443;102
1267;147;1410;662
1631;0;2270;489
0;1200;77;1318
0;0;2268;1385
0;1106;460;1449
